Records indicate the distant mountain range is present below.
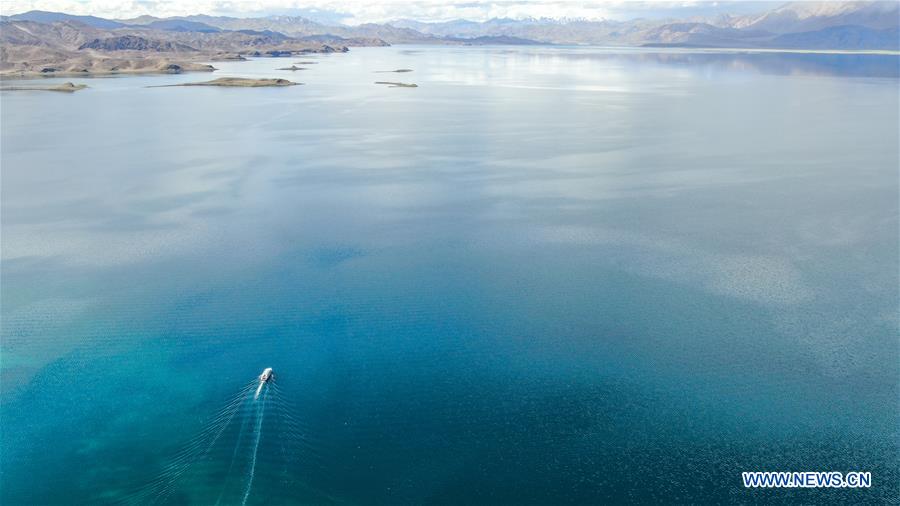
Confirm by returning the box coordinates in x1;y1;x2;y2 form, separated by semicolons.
389;1;900;49
0;11;381;77
1;1;897;76
3;1;899;50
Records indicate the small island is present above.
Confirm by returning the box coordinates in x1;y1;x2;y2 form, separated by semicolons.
277;65;306;71
375;81;418;88
376;69;414;73
0;82;87;92
149;77;302;88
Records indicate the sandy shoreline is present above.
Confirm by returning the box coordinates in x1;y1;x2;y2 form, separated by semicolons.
0;58;218;78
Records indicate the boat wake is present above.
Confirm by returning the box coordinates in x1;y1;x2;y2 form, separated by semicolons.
117;369;325;505
241;385;266;506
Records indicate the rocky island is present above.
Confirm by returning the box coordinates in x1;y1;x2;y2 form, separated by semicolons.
150;77;301;87
0;81;87;92
375;81;418;88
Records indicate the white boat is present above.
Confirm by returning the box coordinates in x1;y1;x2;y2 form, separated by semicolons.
255;368;273;400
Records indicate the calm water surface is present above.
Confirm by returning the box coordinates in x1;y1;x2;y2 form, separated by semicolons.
1;46;898;504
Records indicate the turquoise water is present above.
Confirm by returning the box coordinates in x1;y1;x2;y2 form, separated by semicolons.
1;46;898;504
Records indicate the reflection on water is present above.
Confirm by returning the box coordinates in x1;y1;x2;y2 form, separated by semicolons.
1;46;898;504
505;48;900;78
647;51;900;78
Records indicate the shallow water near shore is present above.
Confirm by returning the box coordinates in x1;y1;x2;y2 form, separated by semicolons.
1;46;898;504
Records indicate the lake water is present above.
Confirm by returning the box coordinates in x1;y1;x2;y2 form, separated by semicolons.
1;46;898;504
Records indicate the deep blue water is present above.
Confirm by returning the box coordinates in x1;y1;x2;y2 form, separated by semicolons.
1;46;898;504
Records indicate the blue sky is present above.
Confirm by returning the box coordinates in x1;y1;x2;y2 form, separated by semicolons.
0;1;798;24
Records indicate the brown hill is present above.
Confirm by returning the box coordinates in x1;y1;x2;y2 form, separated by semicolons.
0;18;385;77
78;35;197;51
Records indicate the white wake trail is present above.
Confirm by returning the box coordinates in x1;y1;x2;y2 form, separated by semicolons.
241;386;267;506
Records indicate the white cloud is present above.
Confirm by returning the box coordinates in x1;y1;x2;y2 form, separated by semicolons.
0;0;781;24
